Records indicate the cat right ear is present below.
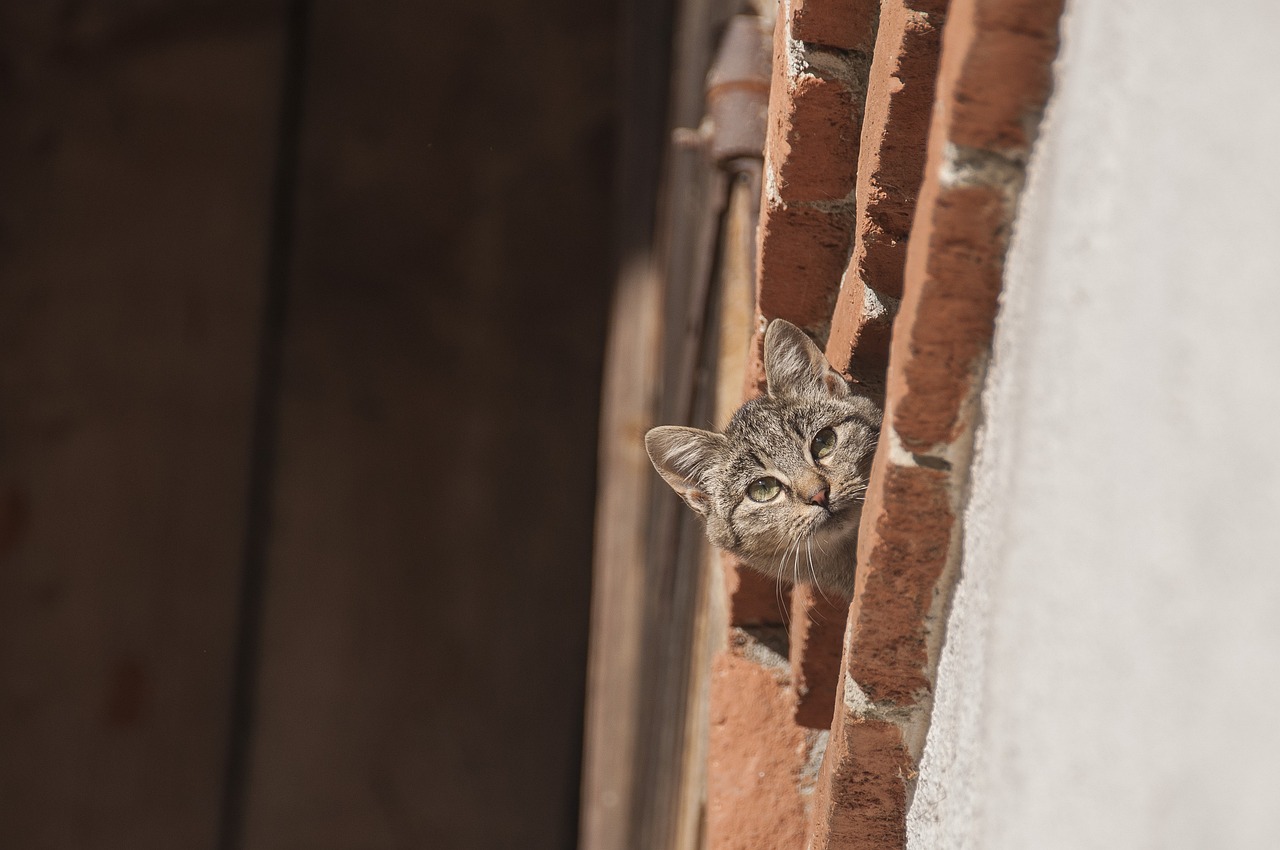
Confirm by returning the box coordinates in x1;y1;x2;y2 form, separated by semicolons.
645;426;725;517
763;318;851;400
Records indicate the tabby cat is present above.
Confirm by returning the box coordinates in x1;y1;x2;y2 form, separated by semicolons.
645;319;881;597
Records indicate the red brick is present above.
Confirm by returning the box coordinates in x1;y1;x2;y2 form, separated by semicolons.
827;0;949;386
706;637;812;850
725;552;791;627
808;706;912;850
805;2;1066;848
881;0;1064;452
754;0;878;367
935;0;1064;153
791;0;879;51
757;202;856;332
847;0;949;302
890;182;1008;452
827;281;895;391
768;70;863;204
847;457;955;704
789;585;849;729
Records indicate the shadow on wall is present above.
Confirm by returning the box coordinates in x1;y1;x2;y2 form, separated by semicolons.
0;3;618;849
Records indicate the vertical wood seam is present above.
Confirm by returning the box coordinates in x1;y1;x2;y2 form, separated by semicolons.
215;4;312;848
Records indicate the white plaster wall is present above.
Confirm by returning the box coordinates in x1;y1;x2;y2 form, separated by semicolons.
906;0;1280;847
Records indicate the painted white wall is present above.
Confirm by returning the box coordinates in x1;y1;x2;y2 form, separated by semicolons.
906;0;1280;847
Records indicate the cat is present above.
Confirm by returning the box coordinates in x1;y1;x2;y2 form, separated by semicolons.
645;319;882;598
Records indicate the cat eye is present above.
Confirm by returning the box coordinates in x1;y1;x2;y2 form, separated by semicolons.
810;427;837;460
746;476;782;502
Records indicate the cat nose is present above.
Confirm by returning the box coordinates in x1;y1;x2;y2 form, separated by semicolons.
804;485;830;508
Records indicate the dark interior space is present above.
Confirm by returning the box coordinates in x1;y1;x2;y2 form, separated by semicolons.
0;2;627;847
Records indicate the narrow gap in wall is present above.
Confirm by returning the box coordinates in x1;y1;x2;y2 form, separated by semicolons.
215;3;312;848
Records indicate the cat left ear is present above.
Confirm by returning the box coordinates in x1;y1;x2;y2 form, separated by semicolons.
645;426;726;517
763;319;851;400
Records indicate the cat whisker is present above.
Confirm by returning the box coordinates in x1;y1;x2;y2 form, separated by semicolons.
805;537;816;586
807;537;835;609
776;574;787;629
775;536;797;628
774;543;786;624
792;539;801;597
805;538;827;624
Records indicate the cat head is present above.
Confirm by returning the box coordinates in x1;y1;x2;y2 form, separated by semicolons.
644;319;882;596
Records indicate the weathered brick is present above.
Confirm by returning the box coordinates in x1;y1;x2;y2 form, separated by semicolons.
706;634;812;850
846;0;949;302
805;2;1065;849
848;458;955;703
757;202;856;332
725;552;790;627
891;182;1009;452
754;0;877;363
827;0;950;387
791;0;879;51
709;3;877;832
808;705;912;850
935;0;1063;154
789;585;849;729
768;70;863;204
827;281;896;391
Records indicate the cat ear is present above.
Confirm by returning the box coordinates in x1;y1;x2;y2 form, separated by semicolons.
645;426;726;517
763;319;851;400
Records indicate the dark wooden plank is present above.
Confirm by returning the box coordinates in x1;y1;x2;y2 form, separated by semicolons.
580;258;664;850
0;5;286;848
578;0;674;842
239;3;617;847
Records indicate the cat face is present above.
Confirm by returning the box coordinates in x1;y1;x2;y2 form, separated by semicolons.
646;320;882;597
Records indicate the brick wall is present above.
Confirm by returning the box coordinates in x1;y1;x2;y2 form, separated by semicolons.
702;0;1065;847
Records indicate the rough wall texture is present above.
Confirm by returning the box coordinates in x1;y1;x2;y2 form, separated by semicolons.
706;0;1069;845
907;0;1280;846
750;0;876;378
808;0;1063;847
826;0;948;391
706;1;879;844
706;630;819;850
